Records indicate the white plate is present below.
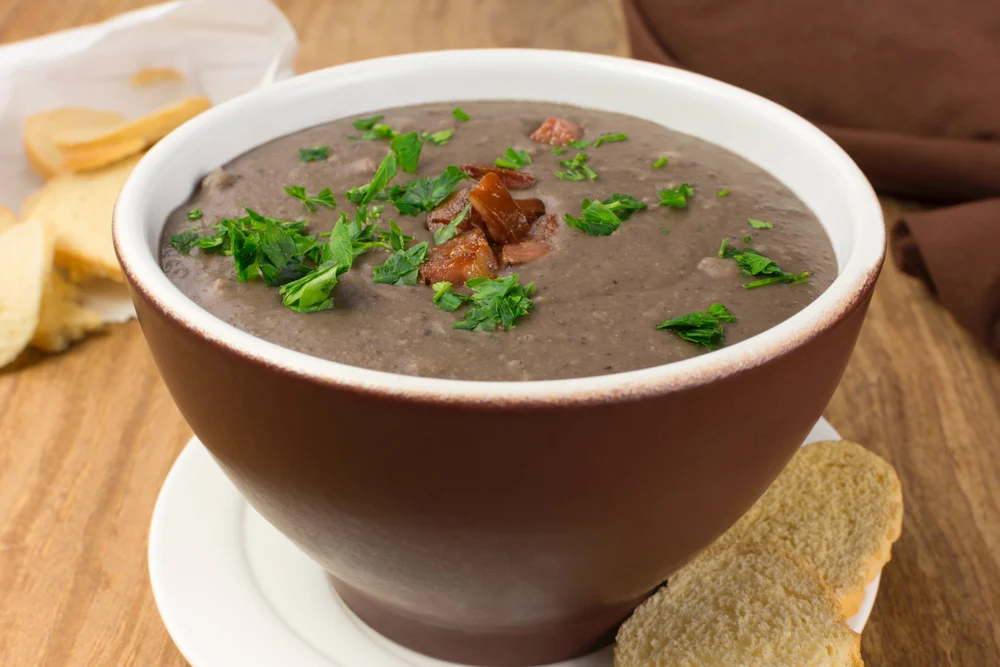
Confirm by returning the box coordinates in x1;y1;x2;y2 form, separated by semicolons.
149;417;879;667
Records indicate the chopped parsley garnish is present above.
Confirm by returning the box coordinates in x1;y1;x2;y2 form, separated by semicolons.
656;303;736;351
744;235;753;243
345;151;398;206
348;116;396;141
718;239;809;288
652;156;669;169
423;129;455;146
279;220;354;313
298;145;329;162
748;218;774;229
567;139;591;150
431;281;464;311
551;146;565;156
717;188;730;197
352;115;384;131
494;146;532;170
433;203;472;245
593;132;628;147
169;228;201;254
345;152;467;216
662;229;671;235
283;185;336;212
187;208;203;221
555;153;597;181
372;240;429;286
391;131;423;173
452;274;535;332
565;193;647;236
452;107;470;122
386;165;468;215
657;183;694;208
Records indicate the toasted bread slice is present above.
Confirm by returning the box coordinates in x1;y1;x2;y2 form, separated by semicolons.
714;440;903;617
0;220;52;366
21;153;142;282
24;108;127;177
55;96;210;159
31;272;104;353
615;544;862;667
0;205;15;232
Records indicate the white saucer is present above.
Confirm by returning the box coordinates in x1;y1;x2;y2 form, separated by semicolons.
149;417;879;667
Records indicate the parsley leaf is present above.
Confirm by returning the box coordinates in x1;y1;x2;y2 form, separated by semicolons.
717;188;730;197
565;200;620;236
494;146;532;170
551;146;565;156
345;152;398;206
718;239;809;288
279;221;354;313
600;193;647;220
283;185;337;212
656;302;736;351
593;132;628;147
386;165;468;216
555;153;597;181
423;129;455;147
567;139;591;150
652;156;669;169
298;145;329;162
433;203;472;245
565;192;646;236
431;281;465;311
187;208;203;220
257;219;313;287
453;274;535;332
744;235;753;243
452;107;470;122
391;131;423;174
657;183;694;208
372;241;429;286
352;115;384;131
748;218;774;229
169;227;201;254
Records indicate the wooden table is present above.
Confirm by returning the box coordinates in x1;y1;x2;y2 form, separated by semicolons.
1;1;998;665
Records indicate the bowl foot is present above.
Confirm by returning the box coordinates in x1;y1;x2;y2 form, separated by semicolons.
331;576;637;667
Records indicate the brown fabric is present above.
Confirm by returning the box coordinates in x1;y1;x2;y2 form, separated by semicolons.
623;0;1000;353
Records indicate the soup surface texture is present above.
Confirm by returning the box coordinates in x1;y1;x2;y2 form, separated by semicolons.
160;101;836;381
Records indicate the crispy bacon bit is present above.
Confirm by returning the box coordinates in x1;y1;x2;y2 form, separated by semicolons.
426;188;477;230
501;240;552;266
419;228;499;285
461;164;536;190
515;198;545;224
527;213;559;242
530;117;583;146
467;172;530;245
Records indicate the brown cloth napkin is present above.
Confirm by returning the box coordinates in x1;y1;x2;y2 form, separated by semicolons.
622;0;1000;353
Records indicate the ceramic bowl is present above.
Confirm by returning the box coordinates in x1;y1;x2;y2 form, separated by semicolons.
114;49;884;667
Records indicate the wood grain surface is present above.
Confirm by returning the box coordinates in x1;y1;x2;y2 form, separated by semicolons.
0;1;997;666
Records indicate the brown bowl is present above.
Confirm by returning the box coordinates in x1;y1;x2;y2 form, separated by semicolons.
114;50;885;666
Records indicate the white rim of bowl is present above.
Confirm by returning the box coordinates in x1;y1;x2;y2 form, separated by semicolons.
114;49;885;407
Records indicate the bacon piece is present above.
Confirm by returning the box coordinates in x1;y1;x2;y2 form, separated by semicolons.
426;188;480;231
461;164;536;190
466;172;530;245
530;117;583;146
419;228;499;285
501;240;552;266
500;213;560;266
515;198;545;223
527;212;558;241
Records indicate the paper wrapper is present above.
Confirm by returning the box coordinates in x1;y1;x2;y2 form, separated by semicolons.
0;0;298;323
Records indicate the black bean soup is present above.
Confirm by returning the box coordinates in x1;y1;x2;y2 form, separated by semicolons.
160;101;836;381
